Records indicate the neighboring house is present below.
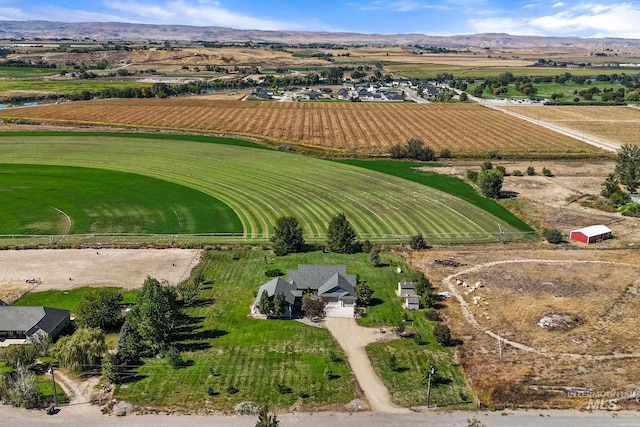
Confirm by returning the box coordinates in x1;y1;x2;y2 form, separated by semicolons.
252;264;358;318
569;225;612;244
404;297;420;311
397;281;417;297
0;306;71;344
0;299;7;306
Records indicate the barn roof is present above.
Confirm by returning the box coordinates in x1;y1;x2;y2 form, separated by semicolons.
571;225;612;237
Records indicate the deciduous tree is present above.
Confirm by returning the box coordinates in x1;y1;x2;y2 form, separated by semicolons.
477;169;504;199
52;327;106;373
76;288;123;330
126;276;178;356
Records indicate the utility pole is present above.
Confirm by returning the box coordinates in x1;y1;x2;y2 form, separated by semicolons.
426;364;435;408
48;364;58;407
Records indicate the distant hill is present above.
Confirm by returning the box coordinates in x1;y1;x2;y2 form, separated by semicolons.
2;20;640;48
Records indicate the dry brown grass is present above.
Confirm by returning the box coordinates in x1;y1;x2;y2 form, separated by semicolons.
0;99;604;156
509;105;640;147
408;245;640;408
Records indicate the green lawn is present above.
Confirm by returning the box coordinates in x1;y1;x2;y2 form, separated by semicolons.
0;164;241;235
114;250;359;410
337;160;532;232
0;133;530;243
13;287;137;314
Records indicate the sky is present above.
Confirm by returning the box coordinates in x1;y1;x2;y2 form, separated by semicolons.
2;0;640;39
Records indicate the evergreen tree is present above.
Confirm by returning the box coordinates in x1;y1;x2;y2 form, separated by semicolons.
326;213;357;253
615;144;640;193
271;216;305;255
273;292;286;318
257;291;274;316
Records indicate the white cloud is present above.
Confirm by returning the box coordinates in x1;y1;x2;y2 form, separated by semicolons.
1;0;321;31
353;0;451;12
470;2;640;38
101;0;309;30
552;2;564;7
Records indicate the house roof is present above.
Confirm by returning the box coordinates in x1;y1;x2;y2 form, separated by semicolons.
318;272;356;298
571;225;612;237
257;277;297;304
287;265;356;290
0;299;6;306
0;306;70;336
398;281;416;289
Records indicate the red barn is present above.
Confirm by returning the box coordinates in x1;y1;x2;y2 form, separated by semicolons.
569;225;612;244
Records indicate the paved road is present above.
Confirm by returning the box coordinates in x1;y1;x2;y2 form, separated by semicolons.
3;406;640;427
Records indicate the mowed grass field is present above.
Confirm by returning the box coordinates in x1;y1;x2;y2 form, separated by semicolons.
0;164;240;235
0;133;528;242
115;250;361;410
0;99;602;156
507;105;640;147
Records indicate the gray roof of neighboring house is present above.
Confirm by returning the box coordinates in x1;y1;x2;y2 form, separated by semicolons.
0;299;6;306
399;281;416;289
287;265;356;290
0;306;70;336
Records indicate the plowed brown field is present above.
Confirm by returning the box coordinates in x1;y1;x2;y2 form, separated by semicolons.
0;99;603;156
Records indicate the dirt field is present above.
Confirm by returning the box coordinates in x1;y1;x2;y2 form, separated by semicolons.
0;248;200;303
407;158;640;408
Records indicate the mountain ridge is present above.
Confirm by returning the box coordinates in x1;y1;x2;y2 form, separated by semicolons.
2;20;640;48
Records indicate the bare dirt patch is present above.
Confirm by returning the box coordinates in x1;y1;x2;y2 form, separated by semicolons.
0;248;200;301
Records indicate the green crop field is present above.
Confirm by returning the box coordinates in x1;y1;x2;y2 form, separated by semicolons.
0;164;240;235
0;132;531;243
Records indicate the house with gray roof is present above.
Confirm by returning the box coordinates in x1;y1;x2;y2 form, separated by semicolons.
252;265;358;318
0;306;71;345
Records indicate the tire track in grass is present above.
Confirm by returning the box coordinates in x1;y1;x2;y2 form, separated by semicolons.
49;205;72;234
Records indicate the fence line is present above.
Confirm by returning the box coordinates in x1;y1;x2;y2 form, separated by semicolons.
0;231;535;246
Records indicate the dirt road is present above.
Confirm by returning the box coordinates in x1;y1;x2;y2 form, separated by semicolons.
323;318;407;413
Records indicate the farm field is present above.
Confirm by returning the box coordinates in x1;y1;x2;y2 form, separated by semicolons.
0;164;240;235
506;105;640;147
0;133;529;242
0;99;604;157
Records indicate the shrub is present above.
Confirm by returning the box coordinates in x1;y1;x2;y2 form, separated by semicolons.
409;233;428;250
227;385;239;394
439;148;453;158
298;389;308;398
542;167;552;176
526;166;536;176
466;170;478;183
361;239;373;253
324;366;333;380
433;323;451;345
495;165;506;176
165;346;184;368
486;150;502;159
543;228;563;243
277;144;294;152
264;268;283;277
277;384;292;394
481;160;493;171
512;169;523;176
425;310;441;322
